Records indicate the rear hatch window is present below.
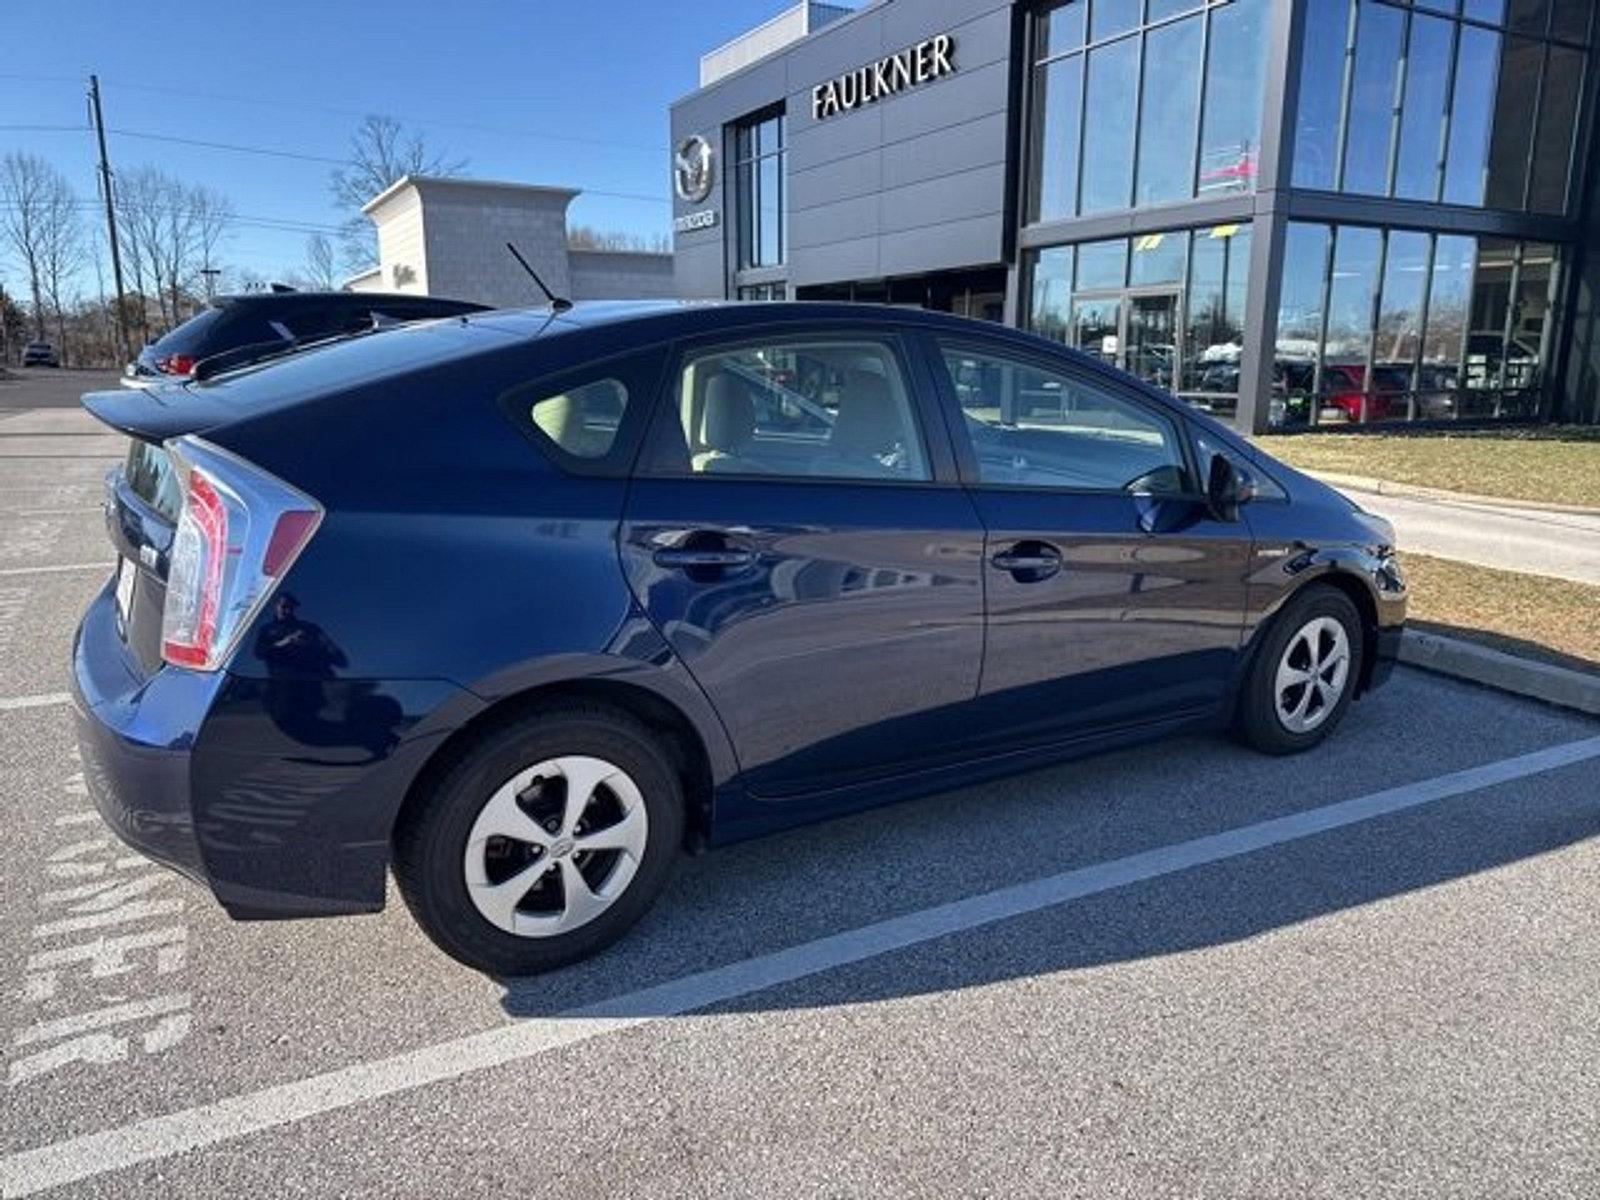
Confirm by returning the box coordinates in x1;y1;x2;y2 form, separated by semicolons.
149;306;230;356
124;439;181;522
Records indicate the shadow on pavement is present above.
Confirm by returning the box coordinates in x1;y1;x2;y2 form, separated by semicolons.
496;679;1598;1019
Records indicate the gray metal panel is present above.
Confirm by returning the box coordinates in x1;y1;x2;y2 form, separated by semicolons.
880;213;1002;277
671;0;1018;298
673;240;725;300
877;58;1011;144
881;110;1008;190
790;234;882;287
788;148;884;211
881;163;1006;230
790;192;881;250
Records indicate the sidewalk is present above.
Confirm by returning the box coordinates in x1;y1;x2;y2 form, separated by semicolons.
1309;471;1600;586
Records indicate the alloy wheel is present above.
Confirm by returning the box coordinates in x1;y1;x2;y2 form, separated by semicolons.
462;755;649;938
1273;615;1351;735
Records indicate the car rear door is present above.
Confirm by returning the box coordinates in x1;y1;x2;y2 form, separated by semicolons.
925;333;1252;748
619;325;987;800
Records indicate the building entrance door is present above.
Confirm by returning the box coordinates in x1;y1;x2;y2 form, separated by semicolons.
1069;297;1121;367
1126;291;1180;391
1069;290;1182;391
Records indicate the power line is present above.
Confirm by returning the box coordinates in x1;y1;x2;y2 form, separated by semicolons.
95;76;665;155
1;73;664;156
4;123;669;205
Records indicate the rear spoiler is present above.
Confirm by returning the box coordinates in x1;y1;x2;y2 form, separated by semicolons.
81;384;236;443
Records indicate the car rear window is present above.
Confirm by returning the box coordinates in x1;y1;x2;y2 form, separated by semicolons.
149;307;230;355
124;439;182;522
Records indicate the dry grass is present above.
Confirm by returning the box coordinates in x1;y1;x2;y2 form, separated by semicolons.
1258;426;1600;508
1400;552;1600;673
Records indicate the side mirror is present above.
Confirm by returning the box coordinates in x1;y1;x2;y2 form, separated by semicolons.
1206;453;1255;522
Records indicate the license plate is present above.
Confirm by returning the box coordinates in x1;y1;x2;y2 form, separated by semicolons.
114;556;135;631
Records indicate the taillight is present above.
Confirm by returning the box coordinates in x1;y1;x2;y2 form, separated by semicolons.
156;354;197;376
160;437;322;672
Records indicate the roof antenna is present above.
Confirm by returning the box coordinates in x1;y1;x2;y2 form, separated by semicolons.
506;242;572;312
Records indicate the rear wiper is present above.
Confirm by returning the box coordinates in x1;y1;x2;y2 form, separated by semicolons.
191;317;397;382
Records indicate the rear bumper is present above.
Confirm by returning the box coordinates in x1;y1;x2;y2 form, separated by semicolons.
73;584;215;887
73;581;474;920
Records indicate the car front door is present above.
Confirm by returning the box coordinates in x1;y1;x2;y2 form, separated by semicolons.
620;328;987;800
927;335;1252;750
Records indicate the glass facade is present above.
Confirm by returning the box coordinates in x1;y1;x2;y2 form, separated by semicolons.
1028;0;1270;222
734;111;785;270
1026;223;1254;418
1020;0;1595;428
1291;0;1592;213
1273;222;1560;425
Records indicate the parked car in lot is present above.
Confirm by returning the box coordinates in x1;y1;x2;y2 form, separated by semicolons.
124;289;487;384
74;302;1407;976
22;340;60;367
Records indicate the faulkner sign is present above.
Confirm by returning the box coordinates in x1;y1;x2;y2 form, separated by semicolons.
811;34;957;121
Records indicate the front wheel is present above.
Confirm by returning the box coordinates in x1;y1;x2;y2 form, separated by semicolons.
394;702;683;976
1236;587;1364;755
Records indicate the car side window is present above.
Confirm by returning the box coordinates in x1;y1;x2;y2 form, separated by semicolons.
530;378;629;460
936;342;1190;494
660;338;931;482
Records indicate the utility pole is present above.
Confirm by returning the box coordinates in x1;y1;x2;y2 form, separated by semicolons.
88;74;131;362
200;266;220;302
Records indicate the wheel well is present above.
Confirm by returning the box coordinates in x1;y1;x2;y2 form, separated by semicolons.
1302;572;1381;694
393;679;716;852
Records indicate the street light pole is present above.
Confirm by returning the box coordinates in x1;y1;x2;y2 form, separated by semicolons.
88;74;131;363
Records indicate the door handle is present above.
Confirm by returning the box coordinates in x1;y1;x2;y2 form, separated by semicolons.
991;542;1062;580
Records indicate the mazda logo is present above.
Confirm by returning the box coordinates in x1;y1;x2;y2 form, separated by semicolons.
674;135;715;203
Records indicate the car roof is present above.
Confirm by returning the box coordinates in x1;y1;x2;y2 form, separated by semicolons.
215;291;480;309
470;299;1044;345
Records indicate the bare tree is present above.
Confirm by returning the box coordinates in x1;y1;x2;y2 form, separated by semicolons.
187;186;233;299
301;233;340;290
38;173;85;364
0;153;68;341
568;225;671;254
330;115;465;269
115;167;234;335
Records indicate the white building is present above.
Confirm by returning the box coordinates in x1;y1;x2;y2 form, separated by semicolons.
347;175;673;308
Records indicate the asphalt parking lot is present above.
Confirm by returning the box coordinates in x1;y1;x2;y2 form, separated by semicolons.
1;390;1597;1198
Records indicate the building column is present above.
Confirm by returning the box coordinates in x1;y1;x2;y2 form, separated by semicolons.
1236;0;1308;435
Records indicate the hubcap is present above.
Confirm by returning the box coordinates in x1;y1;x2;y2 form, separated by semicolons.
462;755;648;938
1274;616;1351;735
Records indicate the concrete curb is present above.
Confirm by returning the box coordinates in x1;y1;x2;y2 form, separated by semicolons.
1390;629;1600;716
1307;470;1600;516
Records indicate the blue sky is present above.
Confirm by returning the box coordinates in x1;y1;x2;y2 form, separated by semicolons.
1;0;830;287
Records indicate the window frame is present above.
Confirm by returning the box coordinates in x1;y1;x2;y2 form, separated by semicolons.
497;345;672;478
634;324;961;488
920;330;1204;499
733;107;786;272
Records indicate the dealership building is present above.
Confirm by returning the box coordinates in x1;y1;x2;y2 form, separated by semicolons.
671;0;1600;431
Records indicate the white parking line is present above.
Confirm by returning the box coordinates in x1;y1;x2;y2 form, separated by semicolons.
3;733;1598;1197
0;563;108;578
0;693;72;712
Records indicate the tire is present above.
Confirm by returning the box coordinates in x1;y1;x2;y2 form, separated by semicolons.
1235;585;1364;755
394;701;684;976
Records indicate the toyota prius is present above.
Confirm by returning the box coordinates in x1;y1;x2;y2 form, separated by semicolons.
73;302;1406;976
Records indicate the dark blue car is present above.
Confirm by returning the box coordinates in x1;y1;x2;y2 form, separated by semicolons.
73;302;1406;975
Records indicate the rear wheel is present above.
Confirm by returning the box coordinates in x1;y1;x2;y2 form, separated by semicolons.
1236;586;1364;755
394;703;683;976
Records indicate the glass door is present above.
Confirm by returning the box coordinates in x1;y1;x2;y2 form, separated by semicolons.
1126;291;1180;390
1070;296;1121;367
